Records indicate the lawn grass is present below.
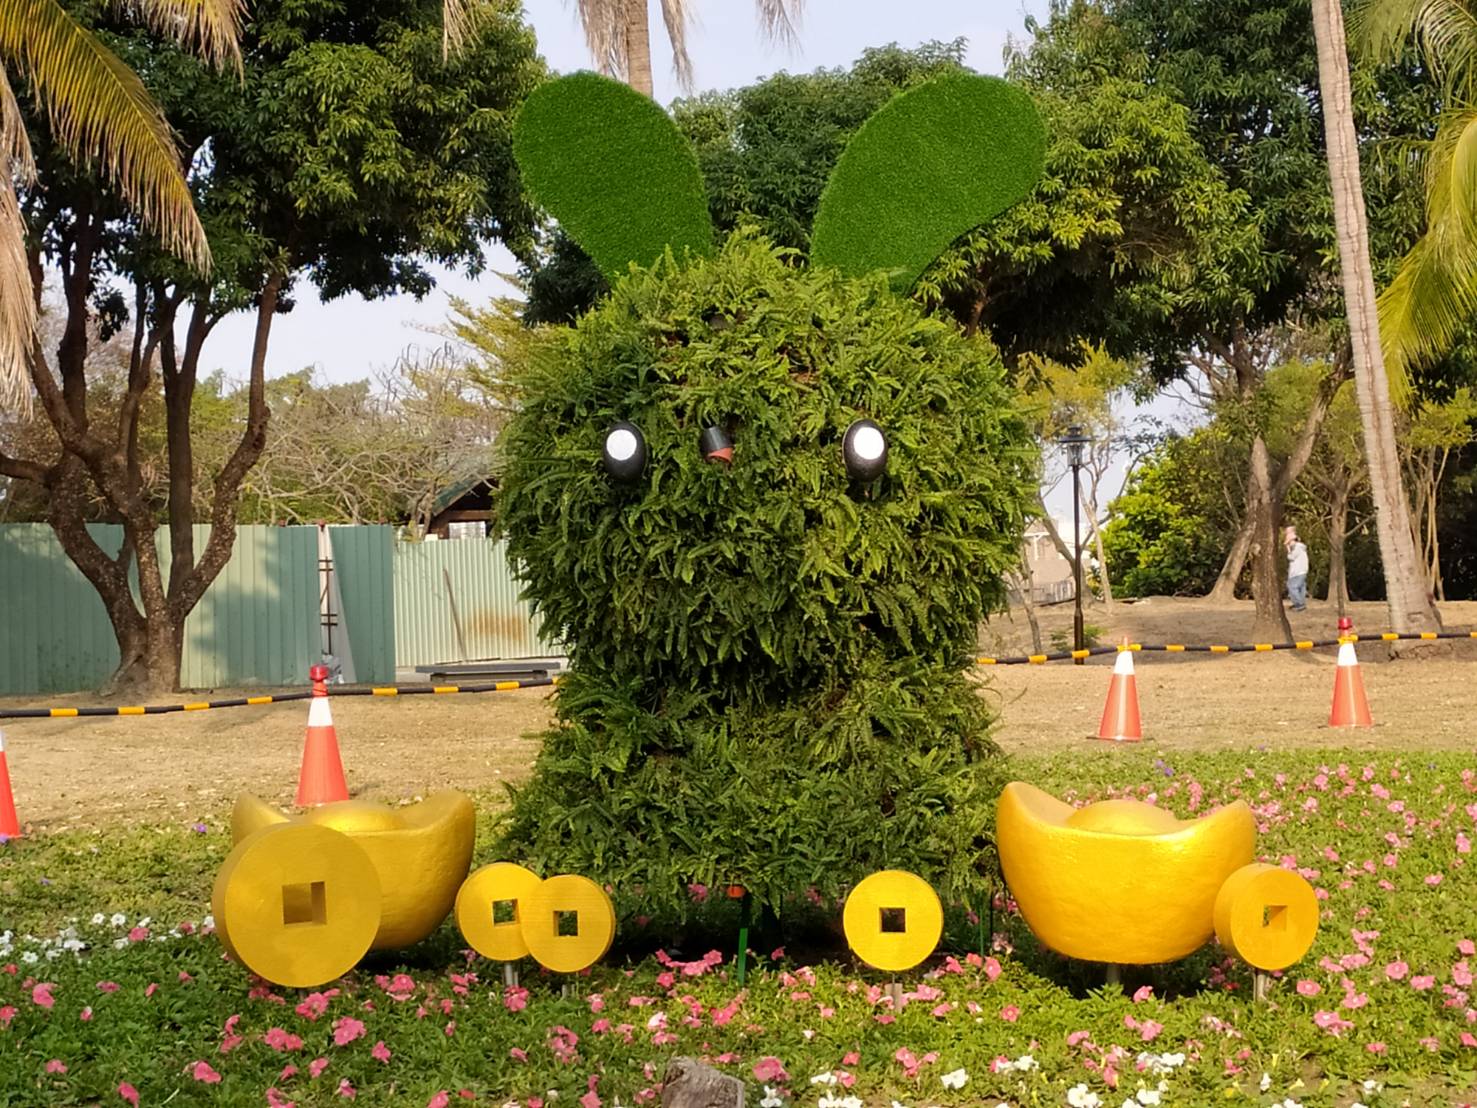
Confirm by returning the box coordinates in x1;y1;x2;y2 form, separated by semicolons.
2;748;1475;1107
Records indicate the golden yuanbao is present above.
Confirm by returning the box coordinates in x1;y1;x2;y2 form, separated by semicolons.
493;72;1044;915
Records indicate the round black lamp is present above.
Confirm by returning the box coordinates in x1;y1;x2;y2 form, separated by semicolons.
842;419;888;481
602;421;646;481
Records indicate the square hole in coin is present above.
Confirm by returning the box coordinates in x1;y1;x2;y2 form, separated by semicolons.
1263;904;1288;931
880;907;907;933
556;910;580;937
493;899;518;925
282;881;327;927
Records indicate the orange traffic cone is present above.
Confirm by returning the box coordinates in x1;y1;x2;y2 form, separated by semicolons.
1329;623;1373;729
296;664;349;806
0;729;20;839
1097;642;1143;742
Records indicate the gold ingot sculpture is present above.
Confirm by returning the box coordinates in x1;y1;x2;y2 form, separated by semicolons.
212;823;382;988
519;874;617;973
1213;863;1319;971
455;862;544;961
228;792;475;951
842;870;943;972
996;782;1257;965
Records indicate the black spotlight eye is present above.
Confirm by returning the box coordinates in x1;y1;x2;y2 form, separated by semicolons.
842;419;887;481
699;424;733;466
602;421;646;481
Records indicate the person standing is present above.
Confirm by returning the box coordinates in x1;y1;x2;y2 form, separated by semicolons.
1284;526;1309;612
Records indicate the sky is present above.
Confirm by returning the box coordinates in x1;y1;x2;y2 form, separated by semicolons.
201;0;1049;386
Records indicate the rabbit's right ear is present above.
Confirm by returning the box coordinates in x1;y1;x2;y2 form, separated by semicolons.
513;73;715;280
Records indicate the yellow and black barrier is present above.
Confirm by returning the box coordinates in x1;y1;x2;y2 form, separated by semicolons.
0;676;558;720
974;630;1477;666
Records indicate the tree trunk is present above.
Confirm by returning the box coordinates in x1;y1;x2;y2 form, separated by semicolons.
1325;479;1350;616
1209;515;1254;602
623;0;655;97
1247;434;1292;643
1006;568;1044;654
1081;484;1113;607
1310;0;1442;633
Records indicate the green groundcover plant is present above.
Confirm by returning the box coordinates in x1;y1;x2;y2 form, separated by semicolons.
492;71;1043;915
1;749;1476;1105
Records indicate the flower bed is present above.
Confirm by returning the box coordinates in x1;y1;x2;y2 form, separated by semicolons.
1;749;1474;1106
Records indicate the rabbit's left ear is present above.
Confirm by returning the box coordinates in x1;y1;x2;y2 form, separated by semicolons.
810;73;1045;290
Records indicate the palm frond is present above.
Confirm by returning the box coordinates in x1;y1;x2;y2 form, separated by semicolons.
0;172;35;415
122;0;244;73
573;0;625;78
1354;0;1477;92
752;0;803;45
1378;226;1477;404
657;0;694;91
442;0;481;60
1;62;36;182
0;0;210;273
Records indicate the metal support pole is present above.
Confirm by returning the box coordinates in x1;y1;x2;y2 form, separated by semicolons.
1072;459;1085;664
736;893;751;986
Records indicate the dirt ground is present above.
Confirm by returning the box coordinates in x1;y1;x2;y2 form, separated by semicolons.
1;597;1473;831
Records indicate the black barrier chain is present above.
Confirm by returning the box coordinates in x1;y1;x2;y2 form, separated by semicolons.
0;676;558;720
975;629;1477;666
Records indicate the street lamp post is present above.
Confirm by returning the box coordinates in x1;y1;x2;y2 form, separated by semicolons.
1059;425;1091;664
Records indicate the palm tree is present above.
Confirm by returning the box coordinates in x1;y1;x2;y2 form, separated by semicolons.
1309;0;1443;632
571;0;804;98
1357;0;1477;379
0;0;244;413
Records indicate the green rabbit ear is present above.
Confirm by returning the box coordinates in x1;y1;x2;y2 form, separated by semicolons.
810;73;1045;290
513;72;714;280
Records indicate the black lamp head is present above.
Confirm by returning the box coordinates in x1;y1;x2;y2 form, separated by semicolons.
602;421;646;481
842;419;888;481
699;424;733;465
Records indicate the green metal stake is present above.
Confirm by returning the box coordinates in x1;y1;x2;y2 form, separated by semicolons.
736;893;752;986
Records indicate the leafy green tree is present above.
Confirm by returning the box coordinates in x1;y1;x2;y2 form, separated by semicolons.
0;0;542;694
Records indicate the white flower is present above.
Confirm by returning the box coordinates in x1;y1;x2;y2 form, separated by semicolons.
202;914;215;929
1135;1090;1161;1106
1260;1074;1272;1093
939;1069;968;1090
810;1073;838;1086
1351;1103;1369;1108
1011;1054;1038;1073
891;1102;908;1108
1277;1101;1303;1108
19;951;38;964
112;937;130;950
802;1028;815;1040
1362;1080;1382;1094
109;913;126;927
1066;1085;1102;1108
760;1087;784;1108
1135;1052;1185;1076
91;913;106;926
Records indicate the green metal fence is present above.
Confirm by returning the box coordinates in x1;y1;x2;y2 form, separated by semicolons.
392;538;557;666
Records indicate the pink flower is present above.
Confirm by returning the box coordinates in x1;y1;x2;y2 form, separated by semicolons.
1000;1005;1020;1022
842;1051;860;1066
1412;975;1436;991
1464;1032;1477;1049
510;1047;528;1063
1460;939;1477;956
580;1092;601;1108
1139;1019;1164;1042
309;1057;330;1079
1131;985;1153;1003
1420;1036;1441;1051
31;984;55;1009
337;1079;356;1099
983;956;1002;982
1366;1041;1386;1054
45;1060;67;1074
370;1041;391;1063
1314;1010;1354;1036
264;1028;303;1052
79;1006;93;1022
1343;992;1369;1010
295;991;335;1021
752;1057;788;1084
1296;979;1322;996
266;1088;295;1108
191;1061;222;1084
503;985;529;1012
118;1083;140;1107
97;981;120;993
1385;961;1409;981
1066;1030;1092;1047
1457;961;1475;987
1426;874;1444;886
426;1094;451;1108
127;927;148;943
332;1017;366;1046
